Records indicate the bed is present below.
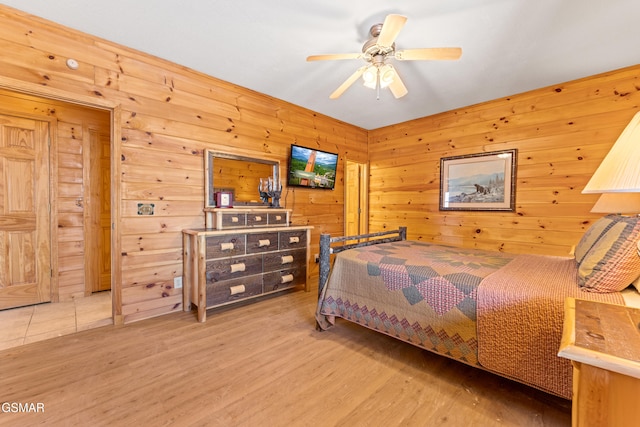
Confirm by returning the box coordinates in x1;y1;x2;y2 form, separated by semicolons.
315;215;640;399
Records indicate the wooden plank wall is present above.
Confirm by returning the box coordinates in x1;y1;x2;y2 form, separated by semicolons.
1;4;637;323
0;5;367;322
368;65;640;256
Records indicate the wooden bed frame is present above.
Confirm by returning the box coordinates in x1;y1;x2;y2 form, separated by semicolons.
315;224;635;399
317;227;407;298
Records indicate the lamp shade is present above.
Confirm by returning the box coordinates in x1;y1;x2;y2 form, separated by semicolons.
590;193;640;214
582;110;640;193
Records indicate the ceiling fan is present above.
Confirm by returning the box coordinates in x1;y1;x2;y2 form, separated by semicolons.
307;14;462;99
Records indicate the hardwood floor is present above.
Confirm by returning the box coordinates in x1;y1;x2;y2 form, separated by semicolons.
0;289;571;426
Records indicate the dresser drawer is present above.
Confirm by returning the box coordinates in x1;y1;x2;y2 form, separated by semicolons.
268;212;287;226
246;212;268;227
279;230;307;250
206;234;246;258
220;212;247;228
263;267;306;292
205;254;262;283
263;248;306;272
206;275;263;306
246;232;279;253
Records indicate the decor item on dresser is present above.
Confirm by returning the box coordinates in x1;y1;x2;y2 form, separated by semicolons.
439;149;517;211
259;176;282;208
183;225;312;322
215;190;233;208
287;144;338;190
205;150;280;208
316;218;640;400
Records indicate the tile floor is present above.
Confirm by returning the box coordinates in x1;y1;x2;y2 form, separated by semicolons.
0;291;113;351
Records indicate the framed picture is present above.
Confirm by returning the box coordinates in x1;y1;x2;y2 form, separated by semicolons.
439;149;517;211
215;191;234;208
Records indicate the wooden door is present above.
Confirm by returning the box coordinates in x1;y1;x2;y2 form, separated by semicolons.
97;131;111;292
86;129;111;293
345;160;368;238
0;114;51;309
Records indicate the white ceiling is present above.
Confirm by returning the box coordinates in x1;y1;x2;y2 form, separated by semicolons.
5;0;640;130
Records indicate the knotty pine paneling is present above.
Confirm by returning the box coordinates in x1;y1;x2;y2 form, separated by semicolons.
369;65;640;256
0;5;366;323
2;4;636;323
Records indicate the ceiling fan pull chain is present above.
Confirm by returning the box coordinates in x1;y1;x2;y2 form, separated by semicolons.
376;67;381;100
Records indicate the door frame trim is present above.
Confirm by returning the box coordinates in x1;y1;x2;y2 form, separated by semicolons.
0;76;123;325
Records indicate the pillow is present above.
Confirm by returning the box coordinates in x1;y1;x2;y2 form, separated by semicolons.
574;216;617;264
633;240;640;292
577;214;640;293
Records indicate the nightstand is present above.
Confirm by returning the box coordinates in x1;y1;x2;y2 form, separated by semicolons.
558;298;640;427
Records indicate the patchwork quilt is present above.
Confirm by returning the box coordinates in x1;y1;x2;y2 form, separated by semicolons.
316;240;516;366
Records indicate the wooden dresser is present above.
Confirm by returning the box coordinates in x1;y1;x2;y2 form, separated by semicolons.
558;298;640;427
183;210;312;322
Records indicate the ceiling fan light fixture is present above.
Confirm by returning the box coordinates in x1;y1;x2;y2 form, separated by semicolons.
362;65;378;89
362;63;395;90
379;64;395;88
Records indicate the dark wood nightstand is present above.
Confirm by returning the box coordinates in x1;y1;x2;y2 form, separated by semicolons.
558;298;640;427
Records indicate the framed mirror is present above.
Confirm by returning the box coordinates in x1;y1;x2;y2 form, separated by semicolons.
205;150;280;208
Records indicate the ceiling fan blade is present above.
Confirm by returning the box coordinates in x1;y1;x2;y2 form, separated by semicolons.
395;47;462;61
330;66;367;99
376;14;407;47
307;53;362;61
388;70;408;99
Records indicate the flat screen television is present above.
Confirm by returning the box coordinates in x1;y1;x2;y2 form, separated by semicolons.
287;144;338;190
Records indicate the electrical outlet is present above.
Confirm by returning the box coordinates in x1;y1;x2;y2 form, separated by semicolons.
314;253;319;263
174;276;183;289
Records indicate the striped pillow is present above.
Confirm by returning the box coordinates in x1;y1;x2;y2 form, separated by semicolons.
577;214;640;293
574;216;615;264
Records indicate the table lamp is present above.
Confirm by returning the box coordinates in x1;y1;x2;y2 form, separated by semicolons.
583;110;640;215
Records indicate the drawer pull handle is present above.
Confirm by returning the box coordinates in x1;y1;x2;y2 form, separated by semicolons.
230;263;246;273
220;242;234;251
281;255;294;264
288;236;299;244
275;215;282;221
254;216;262;221
229;284;246;295
258;239;271;247
281;274;294;284
231;217;239;223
